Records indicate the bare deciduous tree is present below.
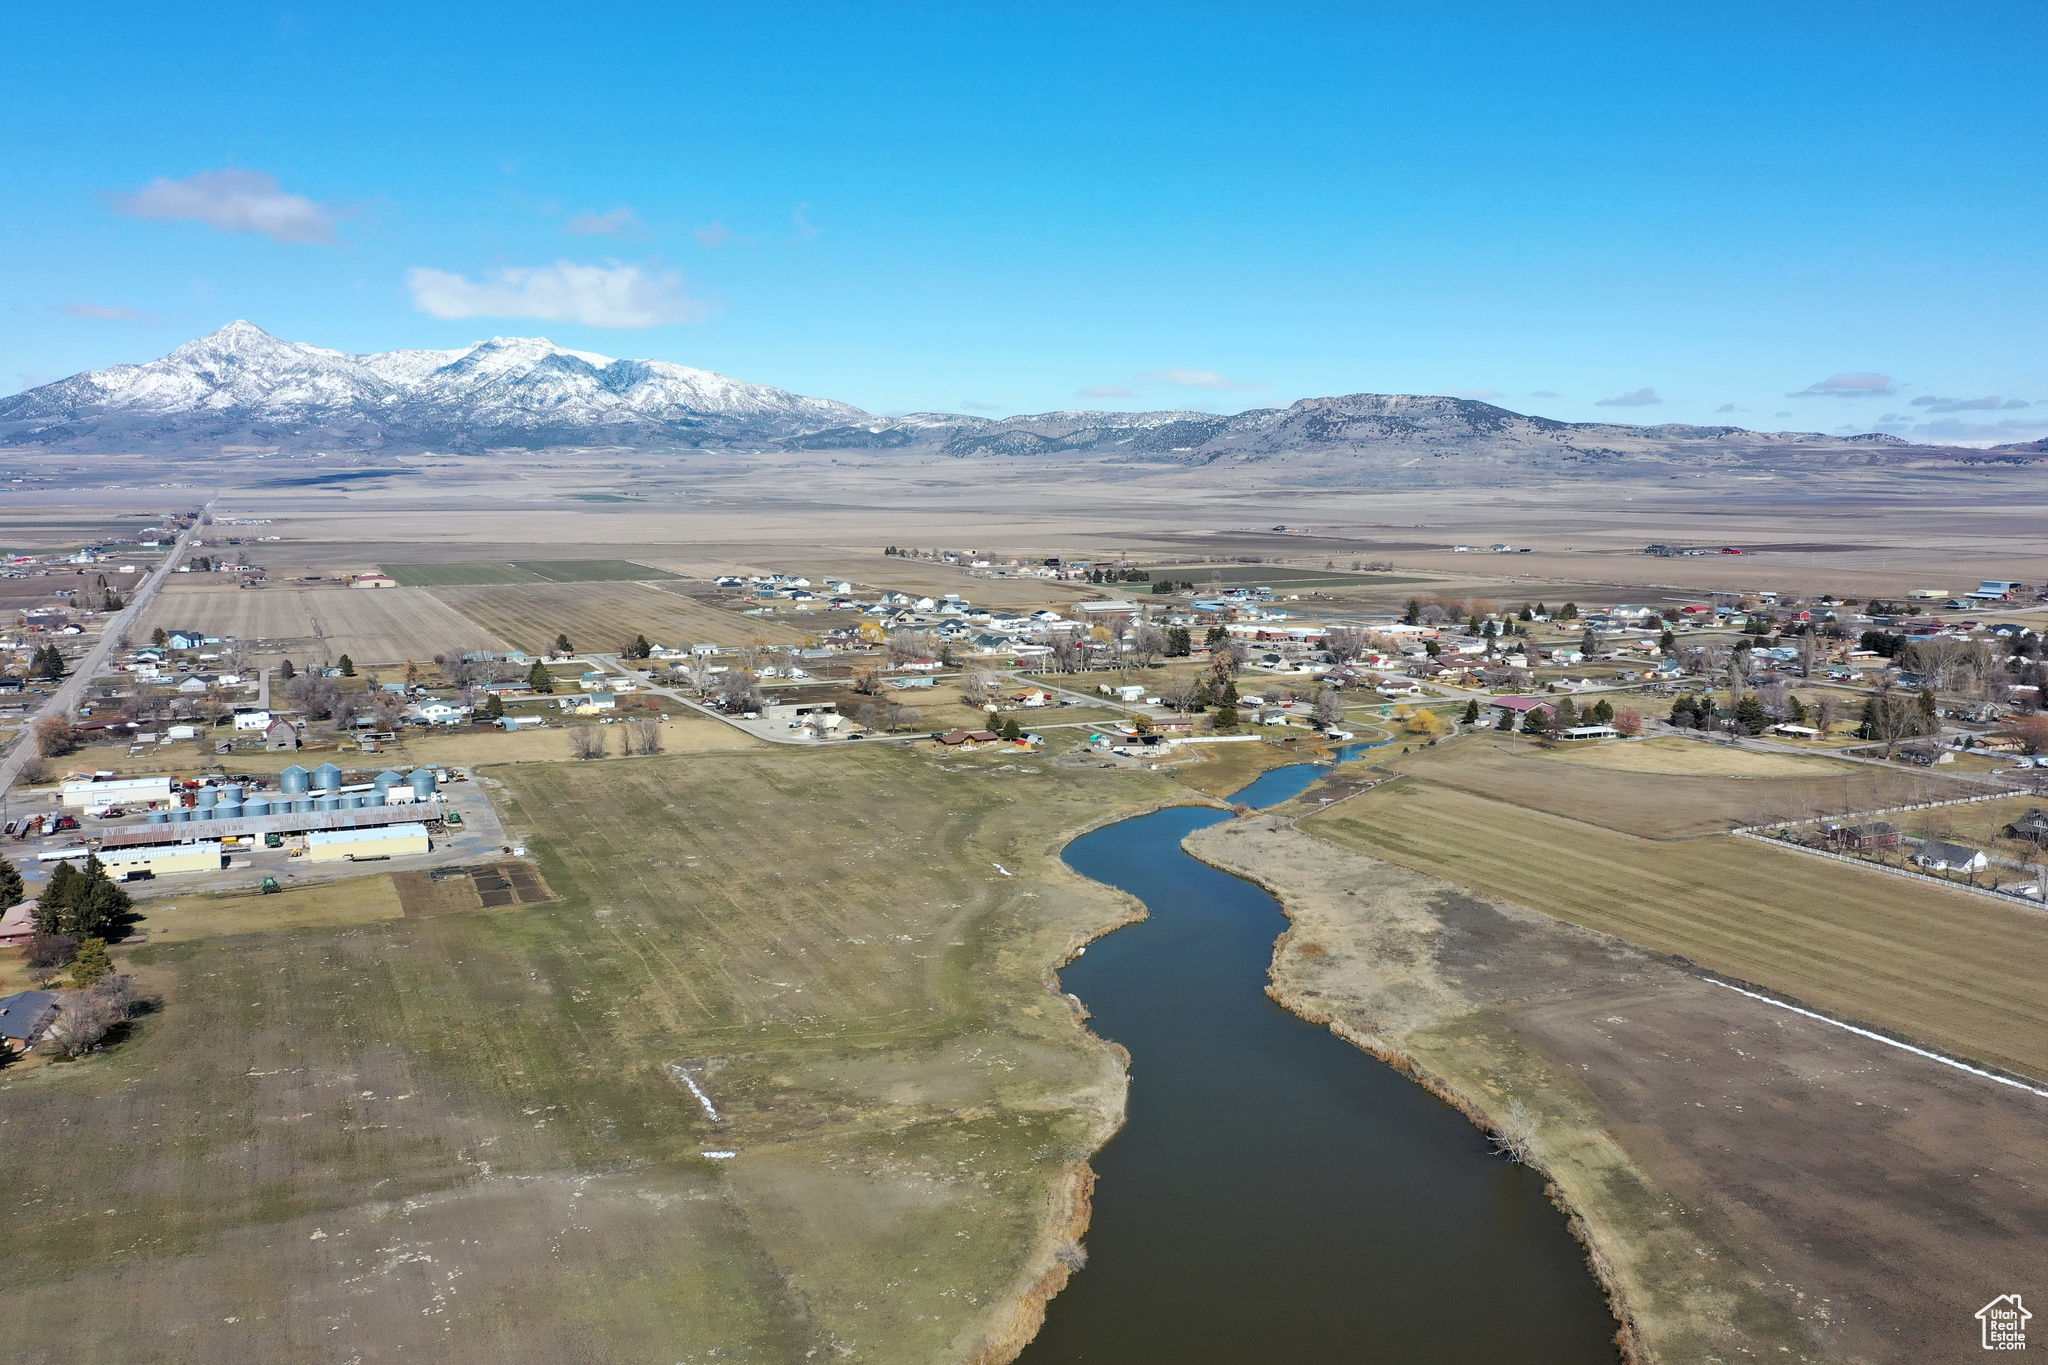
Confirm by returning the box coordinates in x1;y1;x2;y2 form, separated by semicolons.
1314;688;1346;727
569;726;608;759
884;702;922;731
1325;627;1367;664
623;718;663;755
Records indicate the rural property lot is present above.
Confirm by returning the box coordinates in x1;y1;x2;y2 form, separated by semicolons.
136;580;506;667
1383;735;1980;837
382;559;681;587
0;745;1177;1364
432;581;813;652
1306;780;2048;1080
1195;819;2048;1365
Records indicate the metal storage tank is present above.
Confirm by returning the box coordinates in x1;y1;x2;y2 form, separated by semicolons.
243;794;270;817
197;787;218;809
172;807;192;823
373;770;403;792
316;795;341;812
217;803;242;820
147;810;170;825
366;789;386;807
311;762;344;791
221;784;244;806
408;768;438;799
280;765;311;795
339;794;361;809
293;797;316;814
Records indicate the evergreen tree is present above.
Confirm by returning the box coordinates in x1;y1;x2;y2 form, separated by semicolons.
280;659;296;680
1001;717;1022;742
1460;698;1480;724
1522;706;1548;734
35;863;77;934
1555;696;1580;728
1670;695;1698;727
1518;605;1533;622
1659;628;1675;653
527;661;555;694
555;634;574;654
150;627;168;647
1204;625;1228;646
1401;598;1421;626
1788;694;1809;725
338;654;356;677
1213;705;1240;730
0;854;22;908
1559;602;1579;621
1734;694;1770;735
1918;688;1938;719
484;693;505;720
68;937;113;988
633;634;652;659
1592;698;1615;724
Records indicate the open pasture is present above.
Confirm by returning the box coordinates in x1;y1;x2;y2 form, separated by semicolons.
1383;735;1978;838
136;580;506;667
1307;781;2048;1081
1532;735;1860;778
381;559;680;587
0;745;1171;1364
1151;563;1437;589
433;580;813;652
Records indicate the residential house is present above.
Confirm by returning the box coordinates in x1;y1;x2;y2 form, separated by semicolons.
2004;809;2048;845
0;990;59;1053
1827;821;1900;851
166;629;206;650
409;700;468;726
1913;841;1987;873
0;900;35;948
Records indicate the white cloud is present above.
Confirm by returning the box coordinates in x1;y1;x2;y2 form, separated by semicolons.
1787;372;1893;398
1528;390;1560;398
405;260;708;328
1773;411;1793;418
564;207;648;239
1884;415;2048;447
1909;394;2028;413
1139;368;1267;392
110;168;344;245
1595;387;1660;407
1077;384;1136;399
694;220;736;248
50;301;158;323
1450;388;1501;400
1715;402;1737;413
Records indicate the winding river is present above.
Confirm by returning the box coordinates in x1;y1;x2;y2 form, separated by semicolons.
1016;758;1618;1363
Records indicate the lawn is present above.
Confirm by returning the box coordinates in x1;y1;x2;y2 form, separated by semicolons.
1306;781;2048;1081
0;743;1182;1364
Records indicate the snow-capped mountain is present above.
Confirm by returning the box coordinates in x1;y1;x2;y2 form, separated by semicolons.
0;321;870;450
2;323;2029;483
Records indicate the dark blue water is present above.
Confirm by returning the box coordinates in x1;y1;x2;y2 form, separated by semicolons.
1015;762;1617;1364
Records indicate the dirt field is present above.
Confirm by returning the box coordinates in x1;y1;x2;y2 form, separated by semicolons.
1306;780;2048;1081
1535;736;1862;778
382;559;682;586
0;743;1184;1364
1385;734;1980;837
432;581;813;652
135;580;505;667
1191;818;2048;1365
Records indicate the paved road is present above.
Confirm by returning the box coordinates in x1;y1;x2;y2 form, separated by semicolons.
0;515;205;800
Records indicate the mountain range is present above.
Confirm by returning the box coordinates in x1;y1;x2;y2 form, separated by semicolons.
3;322;2038;483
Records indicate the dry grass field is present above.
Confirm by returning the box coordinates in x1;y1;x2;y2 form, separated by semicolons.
136;580;505;667
1306;781;2048;1080
1384;734;1979;837
432;581;812;652
131;875;407;945
382;559;682;587
0;744;1180;1365
1533;735;1860;778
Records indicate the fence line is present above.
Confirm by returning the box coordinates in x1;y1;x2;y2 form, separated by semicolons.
1735;830;2045;911
1729;787;2030;836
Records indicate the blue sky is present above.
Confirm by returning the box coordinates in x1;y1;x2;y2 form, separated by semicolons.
4;2;2046;443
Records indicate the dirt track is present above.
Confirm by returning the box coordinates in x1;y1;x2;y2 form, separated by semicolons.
1188;817;2048;1365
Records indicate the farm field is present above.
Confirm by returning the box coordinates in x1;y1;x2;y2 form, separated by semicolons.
1306;781;2048;1080
1530;735;1861;777
135;580;505;667
380;559;681;587
0;744;1178;1364
433;581;813;652
1150;563;1437;589
132;874;406;944
1383;734;1979;837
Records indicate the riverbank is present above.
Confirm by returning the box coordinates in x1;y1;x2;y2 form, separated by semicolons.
1186;814;2048;1364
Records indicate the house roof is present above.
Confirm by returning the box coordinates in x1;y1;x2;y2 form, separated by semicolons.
0;991;59;1042
1918;840;1982;864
